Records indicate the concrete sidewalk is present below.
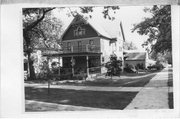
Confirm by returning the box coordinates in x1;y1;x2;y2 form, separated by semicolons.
26;100;107;111
125;66;172;109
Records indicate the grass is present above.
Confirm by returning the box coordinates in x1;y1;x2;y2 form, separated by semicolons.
25;87;138;111
55;73;157;87
25;71;157;87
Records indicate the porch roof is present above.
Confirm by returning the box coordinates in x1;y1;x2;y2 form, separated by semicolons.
43;52;102;57
124;52;146;61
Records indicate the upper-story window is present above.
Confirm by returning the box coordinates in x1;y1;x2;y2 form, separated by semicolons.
89;39;94;45
74;26;85;37
78;41;82;51
67;42;71;51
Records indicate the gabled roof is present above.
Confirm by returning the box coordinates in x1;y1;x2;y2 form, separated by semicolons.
88;20;113;39
61;15;125;41
124;51;146;60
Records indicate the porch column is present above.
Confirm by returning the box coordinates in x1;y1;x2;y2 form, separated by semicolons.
86;55;89;76
47;56;50;71
47;56;50;94
58;56;61;75
71;56;74;76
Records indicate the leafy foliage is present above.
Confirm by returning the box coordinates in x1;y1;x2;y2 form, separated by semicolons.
123;41;137;50
23;8;63;51
68;6;120;20
105;54;122;77
132;5;171;54
23;8;60;80
124;64;137;73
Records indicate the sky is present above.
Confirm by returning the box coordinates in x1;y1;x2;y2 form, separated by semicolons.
52;6;153;51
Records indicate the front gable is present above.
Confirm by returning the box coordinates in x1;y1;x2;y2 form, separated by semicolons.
62;16;98;41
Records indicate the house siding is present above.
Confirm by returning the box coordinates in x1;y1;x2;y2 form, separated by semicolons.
62;24;98;41
59;15;125;76
62;37;100;50
100;38;123;73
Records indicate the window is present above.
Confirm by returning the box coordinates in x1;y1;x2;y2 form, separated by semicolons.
102;56;105;62
78;41;82;51
89;40;94;45
74;26;85;37
89;40;94;51
67;42;71;51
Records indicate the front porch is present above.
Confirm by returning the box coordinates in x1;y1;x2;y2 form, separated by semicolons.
62;55;101;77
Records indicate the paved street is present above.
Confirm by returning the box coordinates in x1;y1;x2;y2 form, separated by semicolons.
25;66;173;111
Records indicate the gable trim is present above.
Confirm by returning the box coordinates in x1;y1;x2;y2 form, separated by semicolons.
61;16;115;41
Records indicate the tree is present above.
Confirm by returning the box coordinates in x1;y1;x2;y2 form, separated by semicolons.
132;5;171;58
23;8;62;80
105;53;122;78
23;6;120;80
123;41;137;50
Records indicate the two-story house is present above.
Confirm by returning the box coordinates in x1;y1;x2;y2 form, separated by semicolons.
60;15;125;76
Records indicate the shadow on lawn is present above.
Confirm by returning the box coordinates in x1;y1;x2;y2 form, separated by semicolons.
25;87;138;111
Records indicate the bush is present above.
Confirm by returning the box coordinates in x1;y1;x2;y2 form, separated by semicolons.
51;61;60;74
105;54;122;77
57;73;73;80
72;74;87;80
124;64;137;73
136;63;145;70
147;61;164;70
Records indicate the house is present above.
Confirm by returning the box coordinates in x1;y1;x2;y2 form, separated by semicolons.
123;50;148;69
57;15;125;76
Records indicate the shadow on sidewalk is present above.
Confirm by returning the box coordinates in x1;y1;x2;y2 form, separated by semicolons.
25;87;138;111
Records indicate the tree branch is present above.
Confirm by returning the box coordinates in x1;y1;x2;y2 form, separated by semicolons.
24;8;55;32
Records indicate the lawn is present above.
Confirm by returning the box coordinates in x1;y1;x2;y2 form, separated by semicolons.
25;87;138;111
55;73;157;87
25;70;159;111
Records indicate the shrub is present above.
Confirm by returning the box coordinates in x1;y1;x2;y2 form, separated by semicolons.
147;61;164;70
105;54;122;77
136;63;145;70
124;64;137;73
51;61;60;74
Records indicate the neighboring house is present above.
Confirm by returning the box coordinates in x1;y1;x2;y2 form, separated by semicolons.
59;15;125;76
124;50;148;69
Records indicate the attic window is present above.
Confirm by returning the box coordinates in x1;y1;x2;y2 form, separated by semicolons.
74;26;85;37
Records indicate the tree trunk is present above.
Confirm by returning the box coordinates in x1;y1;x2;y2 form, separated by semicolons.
27;52;36;80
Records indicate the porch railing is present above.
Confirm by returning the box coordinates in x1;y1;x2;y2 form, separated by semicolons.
62;44;100;53
89;66;101;74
